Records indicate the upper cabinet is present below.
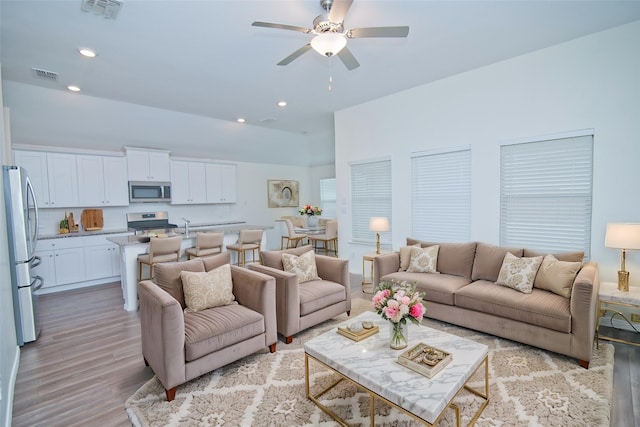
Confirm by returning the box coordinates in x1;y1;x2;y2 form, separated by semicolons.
170;160;207;204
77;155;129;206
205;163;237;203
14;151;79;208
126;147;171;182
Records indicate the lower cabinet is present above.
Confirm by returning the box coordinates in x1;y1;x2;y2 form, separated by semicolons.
34;235;126;293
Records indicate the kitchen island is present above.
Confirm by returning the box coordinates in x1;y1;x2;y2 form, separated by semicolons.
107;222;272;311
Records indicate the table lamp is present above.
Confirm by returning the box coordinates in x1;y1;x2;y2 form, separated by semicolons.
369;217;389;255
605;223;640;291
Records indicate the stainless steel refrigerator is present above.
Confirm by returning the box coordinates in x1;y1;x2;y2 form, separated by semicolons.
3;165;42;345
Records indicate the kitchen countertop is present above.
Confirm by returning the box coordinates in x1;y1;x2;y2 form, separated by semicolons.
38;228;131;240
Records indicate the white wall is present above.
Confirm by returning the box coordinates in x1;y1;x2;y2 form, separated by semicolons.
0;68;19;427
335;20;640;286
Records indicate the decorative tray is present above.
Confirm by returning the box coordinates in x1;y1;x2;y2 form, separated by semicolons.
337;325;379;342
397;343;452;378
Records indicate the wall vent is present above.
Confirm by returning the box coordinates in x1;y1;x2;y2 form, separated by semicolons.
31;68;59;82
81;0;123;20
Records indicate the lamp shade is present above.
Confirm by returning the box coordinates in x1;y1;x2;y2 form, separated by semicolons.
369;217;390;233
310;32;346;57
605;223;640;249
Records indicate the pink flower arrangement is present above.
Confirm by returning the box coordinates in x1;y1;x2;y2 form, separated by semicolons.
372;281;425;325
299;204;322;216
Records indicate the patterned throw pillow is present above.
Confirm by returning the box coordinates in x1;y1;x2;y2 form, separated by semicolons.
181;264;235;313
399;243;421;271
282;250;320;283
406;245;439;273
533;254;582;298
496;253;543;294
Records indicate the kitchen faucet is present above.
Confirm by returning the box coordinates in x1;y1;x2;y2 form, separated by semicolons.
182;218;190;236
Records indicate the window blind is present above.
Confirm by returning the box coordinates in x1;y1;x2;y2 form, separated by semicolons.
350;160;392;243
411;148;471;242
500;134;593;258
319;178;337;219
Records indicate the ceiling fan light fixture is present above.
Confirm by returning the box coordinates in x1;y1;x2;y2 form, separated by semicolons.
310;32;346;57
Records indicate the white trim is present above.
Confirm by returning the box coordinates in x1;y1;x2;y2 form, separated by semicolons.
12;144;125;157
2;346;19;427
410;145;471;158
499;128;594;146
348;155;391;166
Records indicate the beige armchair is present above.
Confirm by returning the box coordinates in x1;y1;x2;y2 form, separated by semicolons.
138;252;277;401
280;219;307;249
308;219;338;256
248;245;351;344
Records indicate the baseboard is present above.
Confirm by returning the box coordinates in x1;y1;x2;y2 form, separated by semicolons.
1;346;20;427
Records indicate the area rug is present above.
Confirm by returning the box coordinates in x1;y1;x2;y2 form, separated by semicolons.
125;299;614;426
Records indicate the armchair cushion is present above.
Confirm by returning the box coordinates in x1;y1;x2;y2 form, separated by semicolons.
282;250;320;283
154;259;206;308
299;280;348;316
181;264;236;313
261;245;314;270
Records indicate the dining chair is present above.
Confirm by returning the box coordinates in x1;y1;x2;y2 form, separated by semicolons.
137;236;183;281
226;229;263;266
185;232;224;259
308;220;338;256
281;219;307;249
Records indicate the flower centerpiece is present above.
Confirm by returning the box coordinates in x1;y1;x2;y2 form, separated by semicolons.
372;281;425;349
299;204;322;227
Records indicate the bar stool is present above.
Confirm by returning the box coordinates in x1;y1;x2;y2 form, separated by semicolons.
185;232;224;259
226;229;263;266
281;219;306;249
137;236;182;281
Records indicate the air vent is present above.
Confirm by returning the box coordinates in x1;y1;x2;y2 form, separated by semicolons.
31;68;59;82
81;0;123;19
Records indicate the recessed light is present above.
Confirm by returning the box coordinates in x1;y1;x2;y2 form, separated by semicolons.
236;118;246;123
78;48;97;58
277;101;287;107
67;85;81;92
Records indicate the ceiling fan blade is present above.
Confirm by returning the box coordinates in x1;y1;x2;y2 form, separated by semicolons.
328;0;353;23
277;44;313;66
252;21;312;34
337;47;360;70
347;26;410;38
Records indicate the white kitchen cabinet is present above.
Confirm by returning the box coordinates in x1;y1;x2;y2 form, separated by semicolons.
84;244;120;280
171;160;207;204
13;150;50;207
32;250;56;289
205;163;237;203
126;147;171;182
33;245;86;288
77;155;129;206
14;151;80;208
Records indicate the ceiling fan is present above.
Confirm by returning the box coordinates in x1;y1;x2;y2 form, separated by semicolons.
252;0;409;70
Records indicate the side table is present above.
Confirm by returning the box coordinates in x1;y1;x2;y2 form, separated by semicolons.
596;282;640;348
362;253;385;294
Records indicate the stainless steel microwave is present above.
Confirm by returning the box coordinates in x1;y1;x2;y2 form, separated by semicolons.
129;181;171;203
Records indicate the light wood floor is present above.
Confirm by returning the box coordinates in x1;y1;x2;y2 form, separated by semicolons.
12;281;639;426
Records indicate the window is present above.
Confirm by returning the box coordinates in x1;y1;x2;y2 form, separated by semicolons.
319;178;336;219
350;159;392;244
500;132;593;258
411;148;471;242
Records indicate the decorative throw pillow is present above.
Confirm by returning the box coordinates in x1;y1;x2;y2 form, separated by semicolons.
496;253;543;294
407;245;439;273
180;264;235;313
399;243;421;271
533;254;582;298
282;250;320;283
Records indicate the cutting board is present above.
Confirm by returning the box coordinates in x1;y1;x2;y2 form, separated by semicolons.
81;209;104;231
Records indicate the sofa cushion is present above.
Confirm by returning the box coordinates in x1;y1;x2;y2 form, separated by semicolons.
406;239;477;279
534;254;582;298
183;304;264;362
407;246;439;273
299;280;347;316
399;244;420;271
454;280;571;333
496;253;543;294
154;259;206;308
261;245;314;270
282;250;320;283
381;271;471;306
523;249;584;263
181;264;236;313
471;243;524;282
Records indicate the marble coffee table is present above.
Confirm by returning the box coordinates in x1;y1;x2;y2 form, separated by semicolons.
304;311;489;426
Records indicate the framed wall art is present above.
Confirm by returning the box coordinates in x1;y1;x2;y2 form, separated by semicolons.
267;179;299;208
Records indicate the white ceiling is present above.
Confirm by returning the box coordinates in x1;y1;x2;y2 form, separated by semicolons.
2;0;640;164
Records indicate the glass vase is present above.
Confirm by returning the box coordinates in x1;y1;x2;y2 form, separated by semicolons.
389;321;408;350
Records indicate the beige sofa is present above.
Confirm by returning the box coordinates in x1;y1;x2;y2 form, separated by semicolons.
138;253;277;401
373;239;600;367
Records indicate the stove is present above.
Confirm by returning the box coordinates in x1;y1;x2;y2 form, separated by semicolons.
127;211;178;236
